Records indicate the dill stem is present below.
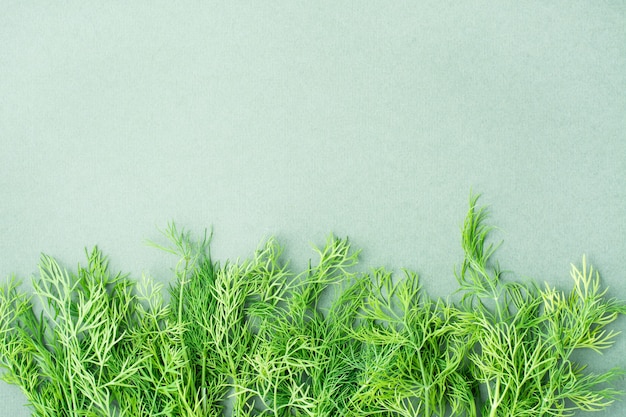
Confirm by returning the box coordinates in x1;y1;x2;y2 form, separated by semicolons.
273;377;279;414
489;378;500;417
178;257;189;325
201;352;207;414
176;257;194;414
416;348;430;416
67;351;79;413
494;296;503;321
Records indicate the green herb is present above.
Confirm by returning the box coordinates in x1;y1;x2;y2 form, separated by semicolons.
456;195;625;416
1;194;624;416
0;249;140;416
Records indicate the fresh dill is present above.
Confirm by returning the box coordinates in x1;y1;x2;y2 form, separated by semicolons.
1;194;624;416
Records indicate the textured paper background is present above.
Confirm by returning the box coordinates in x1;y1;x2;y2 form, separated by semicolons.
1;2;625;415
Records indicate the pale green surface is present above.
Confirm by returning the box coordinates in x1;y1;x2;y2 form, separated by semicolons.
1;2;625;416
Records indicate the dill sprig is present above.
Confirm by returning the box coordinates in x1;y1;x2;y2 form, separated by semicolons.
351;267;474;417
0;248;140;416
456;194;626;417
240;235;365;416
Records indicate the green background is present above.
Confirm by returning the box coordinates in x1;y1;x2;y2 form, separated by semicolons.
1;2;625;415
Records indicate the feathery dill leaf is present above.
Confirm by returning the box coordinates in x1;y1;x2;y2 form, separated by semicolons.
457;193;625;417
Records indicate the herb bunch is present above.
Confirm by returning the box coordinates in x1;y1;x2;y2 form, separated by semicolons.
1;195;624;416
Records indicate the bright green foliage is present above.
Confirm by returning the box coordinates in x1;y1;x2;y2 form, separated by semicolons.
0;195;624;416
0;249;139;417
239;236;364;416
455;195;625;417
350;268;474;417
